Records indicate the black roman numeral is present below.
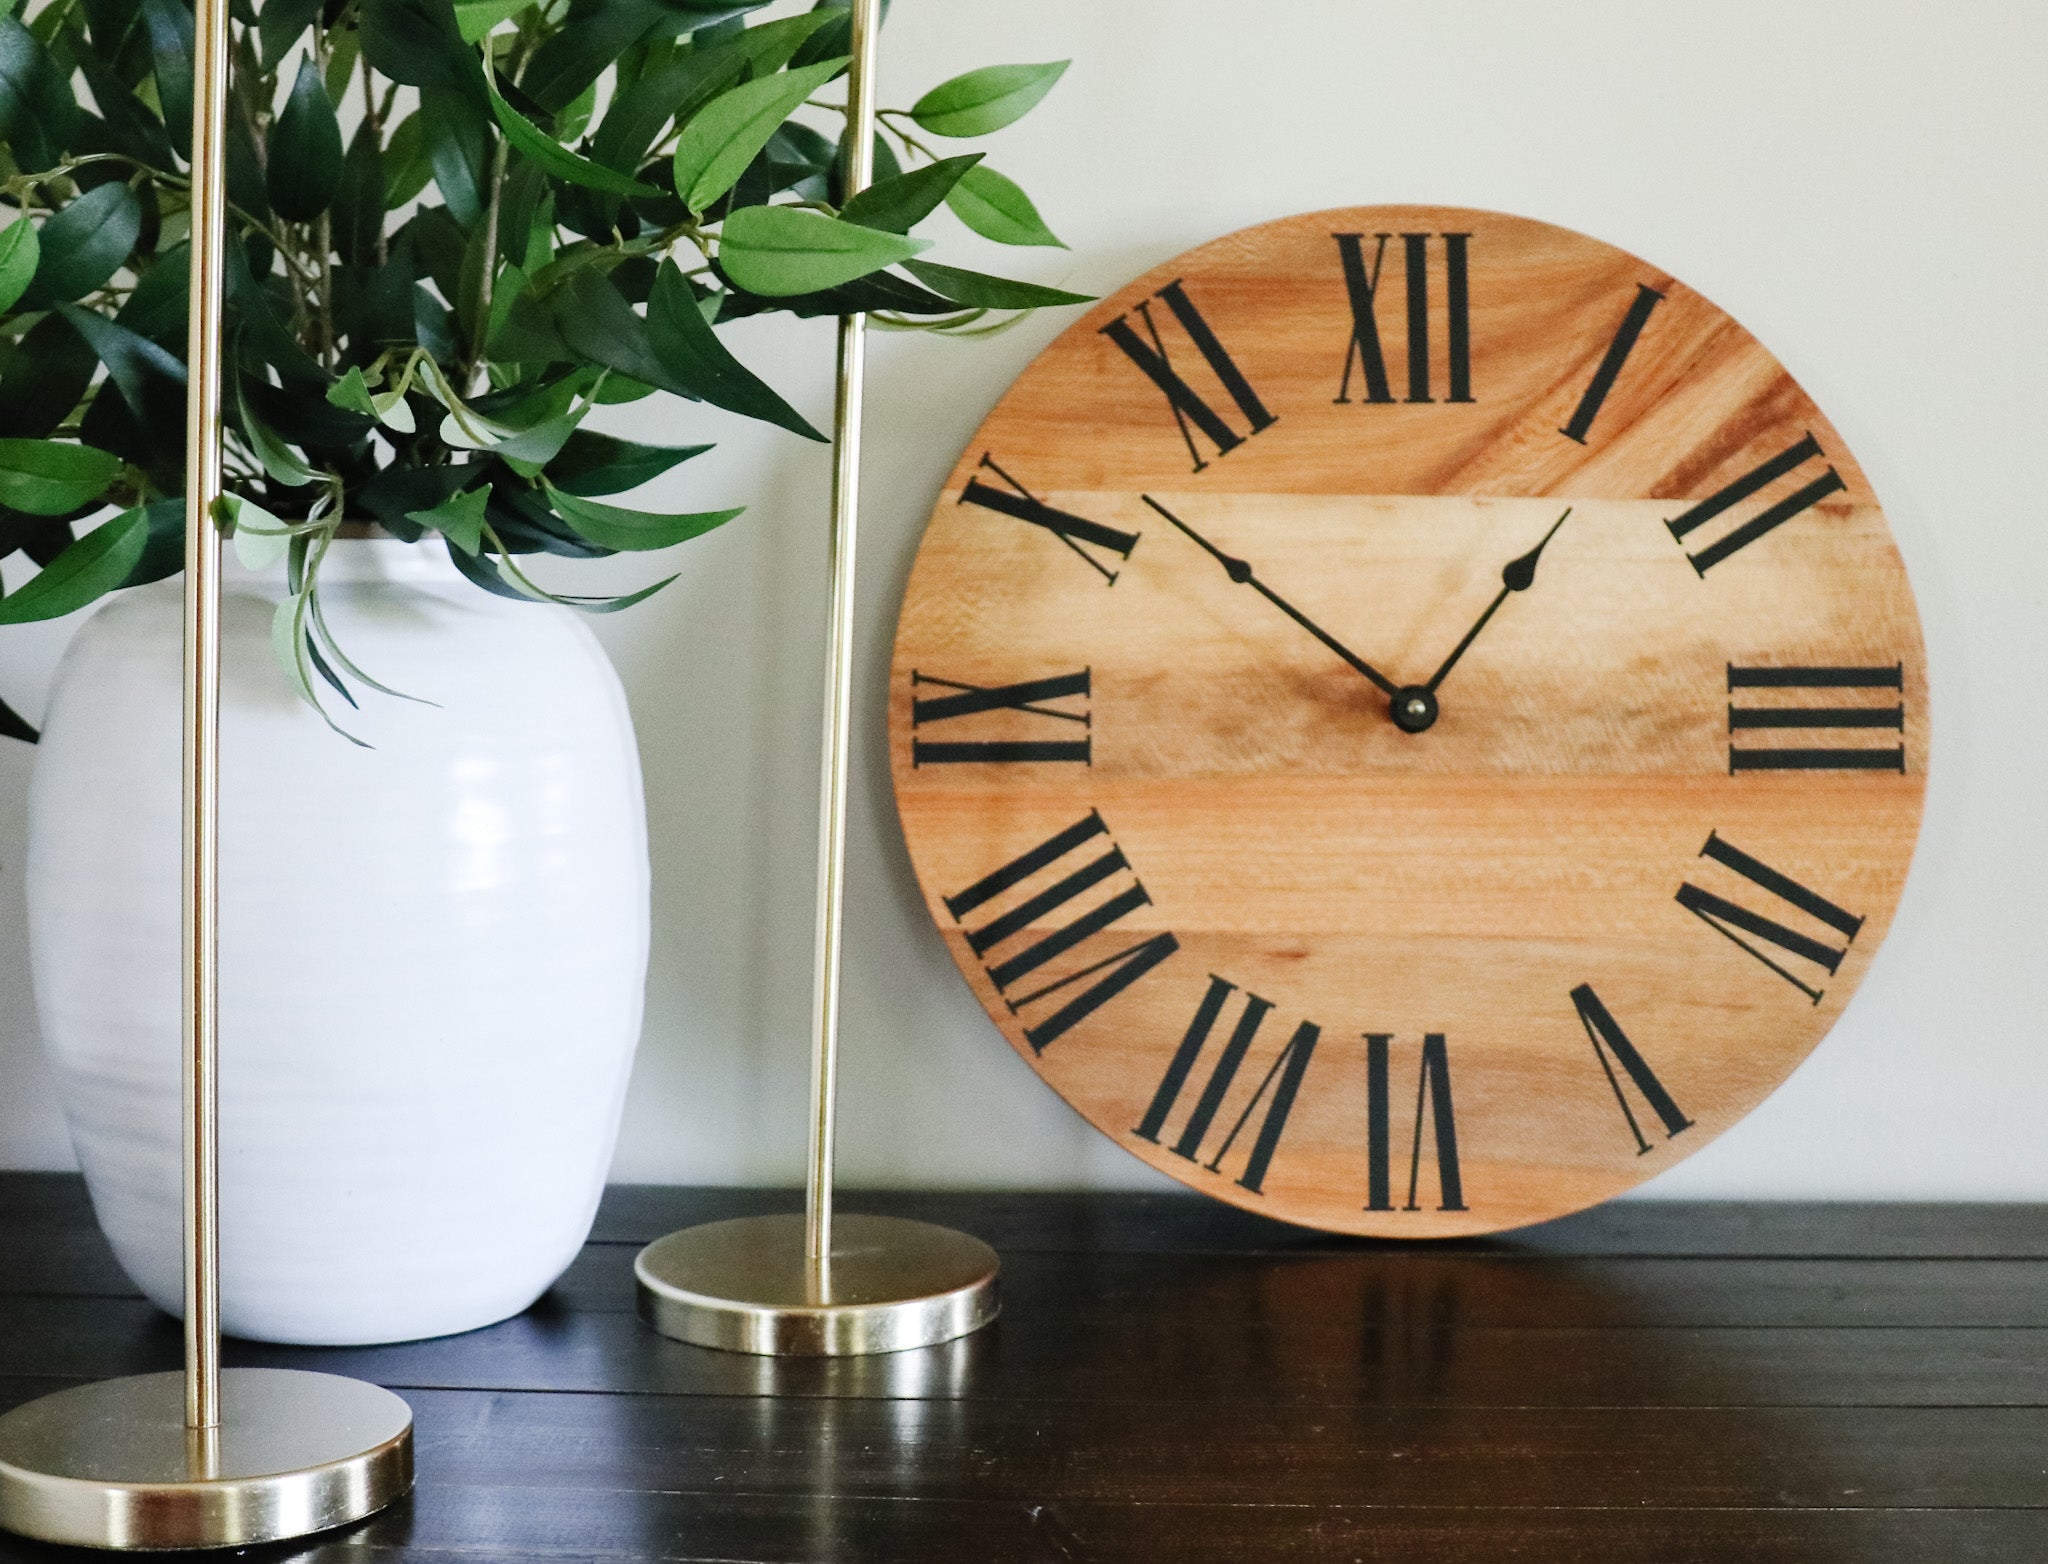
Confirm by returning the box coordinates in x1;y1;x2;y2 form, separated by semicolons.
1364;1033;1466;1213
944;811;1179;1052
1666;433;1848;576
910;669;1091;767
1676;833;1864;1005
1569;984;1692;1154
1728;664;1906;773
1134;975;1318;1195
1100;279;1276;472
1333;232;1475;407
1559;283;1664;443
959;454;1139;584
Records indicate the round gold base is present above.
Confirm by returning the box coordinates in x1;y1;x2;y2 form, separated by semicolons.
0;1369;413;1551
635;1213;1000;1356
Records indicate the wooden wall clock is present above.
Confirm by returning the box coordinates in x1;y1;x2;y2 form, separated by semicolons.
886;205;1927;1236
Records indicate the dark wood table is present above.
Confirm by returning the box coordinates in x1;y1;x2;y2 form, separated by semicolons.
2;1176;2045;1561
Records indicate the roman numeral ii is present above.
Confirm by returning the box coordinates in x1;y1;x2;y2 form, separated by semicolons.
1667;433;1846;575
1134;976;1319;1195
1728;665;1906;773
1364;1033;1466;1212
1676;833;1865;1004
959;454;1139;585
944;812;1179;1052
910;669;1091;766
1333;232;1475;407
1101;280;1276;472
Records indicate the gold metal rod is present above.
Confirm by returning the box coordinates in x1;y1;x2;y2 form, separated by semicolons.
181;0;231;1433
804;0;884;1270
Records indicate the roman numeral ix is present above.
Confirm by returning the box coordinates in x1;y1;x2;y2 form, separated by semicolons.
1365;1032;1466;1213
1728;664;1906;773
960;454;1139;585
1333;231;1474;407
1676;832;1865;1004
1569;984;1692;1154
1101;280;1276;472
1559;283;1664;444
1667;432;1847;576
910;669;1092;767
944;811;1180;1052
1135;976;1319;1195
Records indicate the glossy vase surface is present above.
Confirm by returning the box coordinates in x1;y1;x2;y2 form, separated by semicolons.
26;539;649;1344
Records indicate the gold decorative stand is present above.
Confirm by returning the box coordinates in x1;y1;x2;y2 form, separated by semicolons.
0;0;414;1544
635;0;999;1357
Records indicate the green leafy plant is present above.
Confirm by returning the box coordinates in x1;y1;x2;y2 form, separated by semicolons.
0;0;1081;741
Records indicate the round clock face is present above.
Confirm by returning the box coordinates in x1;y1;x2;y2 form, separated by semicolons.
887;206;1926;1236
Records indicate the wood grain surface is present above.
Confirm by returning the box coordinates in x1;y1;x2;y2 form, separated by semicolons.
888;207;1927;1236
2;1178;2045;1563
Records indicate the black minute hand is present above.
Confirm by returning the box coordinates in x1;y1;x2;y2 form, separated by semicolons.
1141;495;1400;699
1424;507;1574;694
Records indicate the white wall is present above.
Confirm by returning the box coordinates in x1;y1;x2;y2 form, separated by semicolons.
4;1;2044;1199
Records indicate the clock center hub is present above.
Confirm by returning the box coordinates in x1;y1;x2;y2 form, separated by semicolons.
1390;686;1439;734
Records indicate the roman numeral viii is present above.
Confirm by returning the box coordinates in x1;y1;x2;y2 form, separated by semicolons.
1676;833;1864;1004
944;812;1180;1052
1728;664;1906;773
1667;432;1847;575
1135;976;1318;1195
1333;231;1475;407
1569;984;1691;1153
1365;1033;1466;1213
960;454;1139;584
910;669;1091;766
1101;280;1276;472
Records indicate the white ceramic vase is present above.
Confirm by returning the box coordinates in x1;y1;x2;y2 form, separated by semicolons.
25;538;649;1344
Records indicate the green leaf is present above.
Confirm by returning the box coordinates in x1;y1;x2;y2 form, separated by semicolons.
944;162;1064;248
0;15;80;172
0;220;40;313
358;0;482;104
454;0;529;41
670;53;848;214
717;204;926;297
138;0;193;160
548;430;710;496
900;260;1091;310
268;59;346;221
257;0;324;69
838;154;981;235
549;267;678;391
541;479;740;552
270;593;325;711
220;493;291;571
22;182;142;308
910;60;1067;138
484;64;660;198
120;497;188;589
327;366;379;418
407;483;490;554
645;259;821;439
234;379;317;487
0;439;123;516
0;507;147;624
56;305;186;422
383;113;435;208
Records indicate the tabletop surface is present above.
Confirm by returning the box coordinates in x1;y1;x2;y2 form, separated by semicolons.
1;1176;2045;1562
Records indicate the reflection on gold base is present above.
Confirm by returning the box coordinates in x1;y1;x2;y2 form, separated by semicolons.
0;1369;412;1551
635;1213;999;1356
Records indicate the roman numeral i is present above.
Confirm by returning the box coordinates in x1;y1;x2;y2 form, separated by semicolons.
1676;833;1865;1005
1101;280;1276;472
910;669;1091;767
944;812;1180;1052
1135;976;1318;1195
1333;231;1475;407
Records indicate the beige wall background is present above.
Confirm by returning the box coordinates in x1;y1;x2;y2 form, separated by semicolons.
2;1;2042;1199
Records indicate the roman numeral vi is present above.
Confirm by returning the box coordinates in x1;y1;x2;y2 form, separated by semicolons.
1364;1033;1467;1213
910;669;1092;766
944;812;1179;1052
1676;833;1865;1004
1101;280;1276;472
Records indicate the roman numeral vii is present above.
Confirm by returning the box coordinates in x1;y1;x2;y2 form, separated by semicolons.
944;812;1179;1052
1333;231;1475;407
1676;833;1865;1005
1100;280;1276;472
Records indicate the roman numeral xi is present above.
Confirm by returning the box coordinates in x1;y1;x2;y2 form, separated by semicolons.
910;669;1091;767
1333;231;1474;407
944;812;1179;1052
1101;281;1276;472
1677;833;1865;1005
1728;665;1906;773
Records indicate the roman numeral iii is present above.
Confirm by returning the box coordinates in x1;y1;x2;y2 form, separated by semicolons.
1676;833;1865;1004
1333;231;1475;407
1559;283;1664;443
1569;984;1692;1153
1100;279;1276;471
1727;664;1906;773
910;669;1092;767
1364;1032;1466;1213
959;454;1139;584
1134;976;1319;1195
1666;432;1847;575
944;812;1179;1052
